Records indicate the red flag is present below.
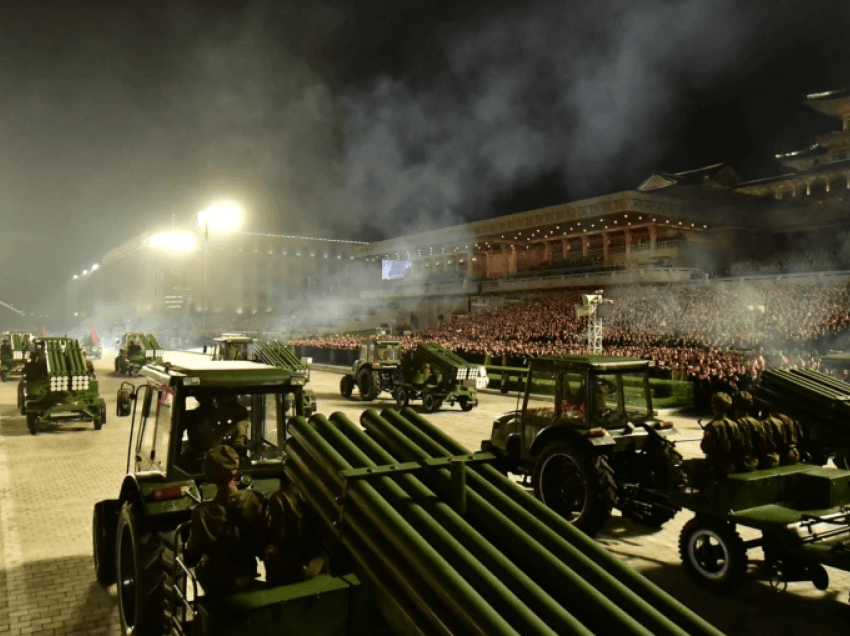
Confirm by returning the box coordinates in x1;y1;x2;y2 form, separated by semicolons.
91;327;98;345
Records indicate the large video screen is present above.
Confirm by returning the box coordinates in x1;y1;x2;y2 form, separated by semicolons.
382;260;412;280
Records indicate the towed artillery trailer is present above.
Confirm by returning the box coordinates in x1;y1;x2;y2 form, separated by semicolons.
115;332;163;376
17;336;106;435
1;331;32;381
209;334;318;416
672;462;850;597
340;339;483;412
482;355;683;536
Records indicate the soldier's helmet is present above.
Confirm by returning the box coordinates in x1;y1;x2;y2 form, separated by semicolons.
710;392;733;413
732;391;753;410
203;445;239;483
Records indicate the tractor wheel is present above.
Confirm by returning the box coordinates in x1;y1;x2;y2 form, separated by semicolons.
93;502;117;586
100;403;107;426
114;357;120;374
26;412;37;435
394;387;409;408
358;368;379;401
116;502;166;636
500;378;510;395
423;393;441;413
533;439;616;537
340;375;353;399
459;396;474;412
679;516;747;591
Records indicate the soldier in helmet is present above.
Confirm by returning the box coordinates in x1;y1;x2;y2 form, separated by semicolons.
683;392;738;484
729;392;759;473
265;484;327;586
185;445;268;596
126;339;143;360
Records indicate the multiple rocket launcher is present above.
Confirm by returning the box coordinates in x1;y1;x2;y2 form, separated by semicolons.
40;338;92;393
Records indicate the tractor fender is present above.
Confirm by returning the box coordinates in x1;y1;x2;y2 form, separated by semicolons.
119;474;200;518
529;425;615;458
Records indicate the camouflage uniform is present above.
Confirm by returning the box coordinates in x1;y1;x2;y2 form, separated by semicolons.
683;392;737;482
185;446;267;596
773;412;801;465
729;392;759;473
265;484;326;586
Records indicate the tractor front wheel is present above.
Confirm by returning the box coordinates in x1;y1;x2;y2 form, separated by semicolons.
533;439;616;537
679;516;747;591
93;501;117;586
340;375;353;399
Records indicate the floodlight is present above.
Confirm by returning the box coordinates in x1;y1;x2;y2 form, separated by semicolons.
197;201;244;234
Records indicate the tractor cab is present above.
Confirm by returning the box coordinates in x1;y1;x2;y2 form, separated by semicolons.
117;360;304;482
210;334;256;362
358;339;401;369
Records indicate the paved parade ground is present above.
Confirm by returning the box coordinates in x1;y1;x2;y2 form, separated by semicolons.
0;353;849;635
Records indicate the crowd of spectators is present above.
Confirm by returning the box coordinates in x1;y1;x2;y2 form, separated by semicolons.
290;280;850;408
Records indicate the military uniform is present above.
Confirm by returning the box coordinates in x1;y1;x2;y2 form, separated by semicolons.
265;485;326;586
185;398;249;459
185;446;267;596
773;412;801;465
729;392;759;473
683;392;737;482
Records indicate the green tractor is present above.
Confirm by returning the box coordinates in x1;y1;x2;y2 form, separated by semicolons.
209;333;318;416
340;340;480;412
115;332;163;376
17;336;106;435
482;355;683;536
92;360;383;636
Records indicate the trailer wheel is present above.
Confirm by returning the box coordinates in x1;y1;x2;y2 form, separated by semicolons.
459;396;474;412
533;440;616;537
423;393;441;413
358;368;379;401
394;387;409;408
340;375;353;399
116;502;166;636
679;517;747;591
93;502;117;585
26;412;37;435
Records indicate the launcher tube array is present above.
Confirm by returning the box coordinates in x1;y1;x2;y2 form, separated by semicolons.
42;339;92;393
284;408;725;636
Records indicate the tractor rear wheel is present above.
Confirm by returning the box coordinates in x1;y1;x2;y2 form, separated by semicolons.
358;368;379;401
394;387;409;408
116;502;166;636
340;376;353;399
533;439;616;537
26;412;37;436
679;516;747;591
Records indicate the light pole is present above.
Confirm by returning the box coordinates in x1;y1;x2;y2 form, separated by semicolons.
197;202;244;337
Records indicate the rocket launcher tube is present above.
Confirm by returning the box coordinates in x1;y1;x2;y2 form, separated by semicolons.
310;416;565;636
284;443;463;636
287;419;522;636
393;407;727;636
326;413;594;636
363;411;685;636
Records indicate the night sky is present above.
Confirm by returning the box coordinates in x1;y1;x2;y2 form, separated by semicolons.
1;0;849;309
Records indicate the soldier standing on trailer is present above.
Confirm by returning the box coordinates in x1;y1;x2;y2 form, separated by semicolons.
682;392;737;484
